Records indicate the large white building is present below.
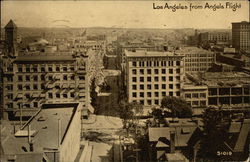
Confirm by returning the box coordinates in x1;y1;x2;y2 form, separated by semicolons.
124;50;184;105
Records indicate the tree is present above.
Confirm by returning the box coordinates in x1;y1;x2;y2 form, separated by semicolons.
118;101;143;135
118;101;143;122
161;96;192;118
198;107;230;160
90;78;98;108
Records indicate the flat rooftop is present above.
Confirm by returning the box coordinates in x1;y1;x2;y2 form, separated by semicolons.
15;55;75;62
189;72;250;86
125;50;183;57
176;46;213;54
1;103;78;154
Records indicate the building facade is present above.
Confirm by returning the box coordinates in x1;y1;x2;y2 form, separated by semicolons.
1;20;90;119
199;32;231;44
124;50;184;105
232;21;250;53
176;47;215;73
182;85;208;108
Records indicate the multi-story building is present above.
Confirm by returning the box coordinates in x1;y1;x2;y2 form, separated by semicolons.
232;21;250;53
181;84;208;108
205;72;250;107
186;72;250;109
124;50;184;105
1;103;88;162
198;32;231;45
176;47;215;73
1;20;91;119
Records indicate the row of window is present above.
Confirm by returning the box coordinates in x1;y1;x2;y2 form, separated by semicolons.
5;83;85;91
131;68;181;75
16;64;84;73
185;54;214;58
14;92;85;100
132;84;180;90
131;99;161;105
187;100;207;106
185;58;214;62
132;91;180;98
185;93;207;99
132;76;180;82
6;102;39;109
132;60;181;67
185;68;209;72
185;63;213;67
15;75;85;82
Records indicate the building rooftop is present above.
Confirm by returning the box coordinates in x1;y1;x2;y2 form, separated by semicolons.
188;72;250;86
14;55;75;62
1;103;78;154
5;19;17;29
125;50;182;57
232;21;250;24
176;46;213;54
149;118;198;147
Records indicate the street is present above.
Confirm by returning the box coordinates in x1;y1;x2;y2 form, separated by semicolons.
82;115;123;162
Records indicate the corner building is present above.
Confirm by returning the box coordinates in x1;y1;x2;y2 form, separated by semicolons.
124;50;184;105
1;20;90;119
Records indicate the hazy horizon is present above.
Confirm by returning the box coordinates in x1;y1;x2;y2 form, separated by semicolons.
1;1;249;29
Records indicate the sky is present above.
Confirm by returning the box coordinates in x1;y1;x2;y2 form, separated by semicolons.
1;1;249;29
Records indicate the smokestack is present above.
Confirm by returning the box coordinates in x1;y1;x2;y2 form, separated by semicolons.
58;118;61;148
170;130;175;153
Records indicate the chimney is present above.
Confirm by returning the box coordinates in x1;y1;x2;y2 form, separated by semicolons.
29;143;34;152
28;124;34;152
170;130;175;153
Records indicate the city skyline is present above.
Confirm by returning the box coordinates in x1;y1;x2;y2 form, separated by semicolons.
1;1;249;29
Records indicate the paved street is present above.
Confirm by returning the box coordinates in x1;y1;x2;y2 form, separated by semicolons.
82;115;123;162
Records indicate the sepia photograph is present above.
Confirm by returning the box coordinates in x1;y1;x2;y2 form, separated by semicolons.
0;0;249;161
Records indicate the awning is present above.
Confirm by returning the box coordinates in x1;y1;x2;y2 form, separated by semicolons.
54;74;61;80
47;84;54;89
62;84;68;88
16;93;23;99
40;93;46;98
69;84;75;88
55;83;61;87
79;93;85;97
32;93;39;98
79;89;85;93
79;84;85;89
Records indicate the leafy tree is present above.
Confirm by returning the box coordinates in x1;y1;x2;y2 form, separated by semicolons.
118;101;143;122
118;101;143;136
90;78;98;108
161;96;192;118
198;107;230;160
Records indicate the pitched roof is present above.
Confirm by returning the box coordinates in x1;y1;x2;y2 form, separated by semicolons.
5;19;17;29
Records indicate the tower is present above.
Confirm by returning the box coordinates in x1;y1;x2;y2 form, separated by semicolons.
5;19;18;56
232;21;250;54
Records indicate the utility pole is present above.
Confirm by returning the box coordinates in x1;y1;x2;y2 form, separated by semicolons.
20;103;23;128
